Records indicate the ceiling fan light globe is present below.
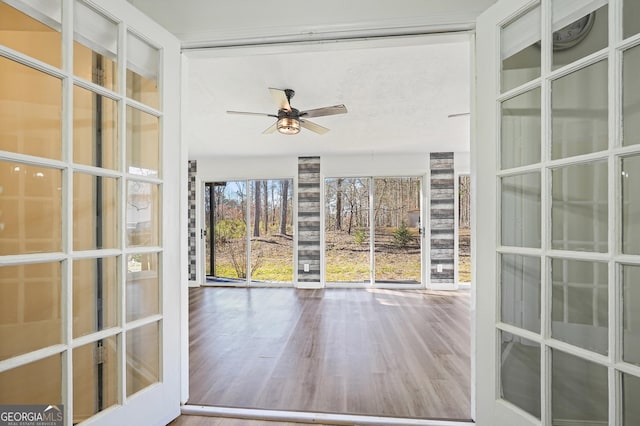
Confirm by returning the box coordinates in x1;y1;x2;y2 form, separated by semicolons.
277;117;300;135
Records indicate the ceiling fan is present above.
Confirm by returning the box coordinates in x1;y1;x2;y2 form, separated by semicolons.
227;88;347;135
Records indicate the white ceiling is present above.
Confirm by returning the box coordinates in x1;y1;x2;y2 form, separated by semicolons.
128;0;495;159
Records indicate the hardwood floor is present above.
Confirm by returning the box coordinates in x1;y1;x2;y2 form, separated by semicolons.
188;287;471;420
169;415;329;426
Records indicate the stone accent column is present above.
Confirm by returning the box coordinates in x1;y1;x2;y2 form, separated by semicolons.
430;152;455;284
188;160;197;281
297;157;321;283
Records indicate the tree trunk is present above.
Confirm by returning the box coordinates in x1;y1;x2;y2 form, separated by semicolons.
459;175;471;228
335;178;343;231
253;181;261;237
263;180;268;234
279;179;289;235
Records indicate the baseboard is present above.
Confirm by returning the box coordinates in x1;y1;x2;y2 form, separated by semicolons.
188;281;200;288
458;282;471;289
296;282;323;289
429;283;459;291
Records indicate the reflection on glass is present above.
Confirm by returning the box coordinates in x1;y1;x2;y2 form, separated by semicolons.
551;259;608;354
0;162;62;255
0;2;61;67
73;1;117;90
552;60;608;159
73;86;118;169
73;337;117;422
0;355;61;405
126;106;159;177
0;263;61;361
374;177;421;284
552;3;608;70
552;161;608;252
623;265;640;366
211;181;247;281
624;0;640;39
622;156;640;254
325;178;371;283
501;88;541;169
501;173;541;248
501;254;541;333
127;32;159;109
126;322;160;397
73;174;118;251
501;5;541;93
126;253;159;322
623;46;640;147
500;331;540;418
126;181;159;247
552;349;607;424
0;58;62;160
249;179;294;283
623;373;640;425
73;257;118;338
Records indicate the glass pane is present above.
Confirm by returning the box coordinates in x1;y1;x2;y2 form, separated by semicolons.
0;2;61;67
552;161;608;252
0;162;62;255
126;106;159;177
127;32;159;109
624;0;640;39
73;1;117;90
623;264;640;366
212;181;247;282
374;177;421;284
500;331;540;418
552;349;607;424
73;336;118;422
551;259;608;354
623;45;640;147
552;2;608;70
205;183;212;276
0;263;61;361
552;60;608;159
126;181;159;247
325;178;371;283
623;373;640;425
501;88;541;169
501;5;541;93
73;173;119;251
126;253;159;322
73;257;118;338
622;156;640;254
249;179;294;283
0;355;62;405
0;57;62;160
458;175;471;283
73;86;119;169
126;322;160;396
501;172;541;248
501;254;540;333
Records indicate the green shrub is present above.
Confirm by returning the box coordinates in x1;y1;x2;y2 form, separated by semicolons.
393;222;413;248
354;229;366;245
215;219;246;245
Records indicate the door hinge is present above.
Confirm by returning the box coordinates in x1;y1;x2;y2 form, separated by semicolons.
95;344;106;365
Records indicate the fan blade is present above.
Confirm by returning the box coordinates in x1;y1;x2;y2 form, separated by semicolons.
300;104;347;118
269;88;291;111
227;110;277;117
262;122;277;134
300;119;329;135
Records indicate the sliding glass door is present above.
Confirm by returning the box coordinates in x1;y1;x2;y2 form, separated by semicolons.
205;179;293;285
325;176;423;286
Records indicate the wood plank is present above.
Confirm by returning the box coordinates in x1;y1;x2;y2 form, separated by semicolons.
188;288;471;420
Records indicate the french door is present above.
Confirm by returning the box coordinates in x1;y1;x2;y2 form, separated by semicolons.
476;0;640;424
0;1;182;425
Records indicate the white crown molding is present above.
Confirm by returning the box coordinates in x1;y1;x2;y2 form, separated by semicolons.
179;11;482;49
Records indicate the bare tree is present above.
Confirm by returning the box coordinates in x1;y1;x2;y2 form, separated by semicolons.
459;175;471;228
279;179;289;235
253;181;261;237
263;180;269;234
335;178;343;231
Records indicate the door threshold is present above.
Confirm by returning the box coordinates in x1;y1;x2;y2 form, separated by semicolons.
181;404;475;426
